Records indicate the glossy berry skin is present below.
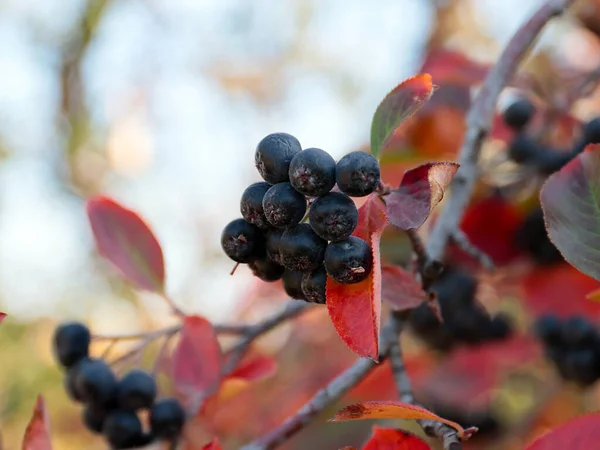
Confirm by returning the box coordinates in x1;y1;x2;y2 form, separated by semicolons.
75;358;118;406
301;266;327;304
248;257;285;281
288;148;336;196
324;236;372;284
82;403;111;434
335;151;380;197
103;410;144;449
53;322;91;368
265;228;284;265
255;133;302;183
150;398;186;440
117;369;157;411
503;98;535;130
431;267;477;309
583;117;600;143
282;269;306;300
262;182;307;228
221;218;265;263
561;316;597;347
308;192;358;242
240;182;272;229
64;360;87;402
508;135;538;163
279;224;327;273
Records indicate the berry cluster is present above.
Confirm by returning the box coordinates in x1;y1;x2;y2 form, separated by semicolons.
408;267;512;351
534;314;600;386
53;323;185;448
514;206;562;265
502;97;600;174
221;133;381;303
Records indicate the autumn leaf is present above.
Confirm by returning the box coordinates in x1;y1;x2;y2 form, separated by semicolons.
87;196;166;292
381;265;426;312
362;426;431;450
525;412;600;449
327;194;388;360
202;439;223;450
22;395;52;450
541;144;600;280
386;163;459;230
0;312;6;325
227;354;277;382
370;74;435;158
329;401;477;440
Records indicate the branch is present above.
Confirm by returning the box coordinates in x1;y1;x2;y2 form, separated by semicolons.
426;0;577;262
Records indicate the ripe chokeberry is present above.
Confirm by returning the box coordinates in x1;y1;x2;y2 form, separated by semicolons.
487;314;512;340
265;228;284;265
282;269;306;300
64;360;87;402
82;403;111;434
53;322;91;368
534;314;562;346
75;358;118;406
432;267;477;309
324;236;372;284
583;117;600;144
308;192;358;242
502;98;535;130
534;149;572;175
514;207;562;265
262;182;306;228
103;409;144;449
279;223;327;273
248;256;285;281
221;218;265;263
288;148;336;196
561;316;597;347
508;135;538;163
301;266;327;304
241;182;272;229
150;398;186;440
117;369;157;411
335;151;380;197
255;133;302;183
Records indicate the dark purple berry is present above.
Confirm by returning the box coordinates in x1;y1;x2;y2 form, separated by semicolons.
64;360;87;402
255;133;302;183
221;218;265;263
150;398;186;440
335;151;380;197
53;322;90;368
288;148;336;196
515;208;562;265
324;236;372;284
240;182;272;229
508;135;538;163
279;223;327;272
487;314;512;340
75;358;118;406
117;369;157;411
583;117;600;143
534;149;572;175
534;314;562;346
450;308;489;344
561;348;600;385
301;266;327;304
561;316;597;347
82;403;112;434
432;267;477;308
102;409;144;449
282;269;306;300
503;98;535;130
308;192;358;242
265;228;284;264
262;182;306;228
248;257;285;281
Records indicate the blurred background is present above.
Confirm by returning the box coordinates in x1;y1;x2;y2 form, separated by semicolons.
3;0;600;449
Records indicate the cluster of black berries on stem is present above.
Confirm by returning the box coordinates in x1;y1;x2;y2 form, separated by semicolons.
221;132;381;304
53;322;185;449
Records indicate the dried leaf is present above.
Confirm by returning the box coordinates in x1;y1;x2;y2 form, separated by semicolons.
381;265;426;312
362;426;431;450
22;396;52;450
525;412;600;449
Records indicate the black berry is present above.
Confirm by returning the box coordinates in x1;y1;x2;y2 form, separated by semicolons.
82;403;111;434
301;266;327;304
324;236;372;284
255;133;302;183
265;228;284;265
487;314;512;340
221;218;265;263
117;369;157;411
64;360;87;402
508;135;538;163
308;192;358;242
534;149;572;175
240;182;272;229
583;117;600;143
335;151;380;197
282;269;306;300
248;257;285;281
514;207;562;265
288;148;336;196
561;316;597;347
561;348;600;385
53;322;91;368
279;223;327;273
503;98;535;130
75;358;118;406
450;308;490;344
262;182;306;228
431;267;477;309
150;398;186;440
102;409;144;449
534;314;562;346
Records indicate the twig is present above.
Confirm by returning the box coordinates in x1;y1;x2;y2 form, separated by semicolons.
406;229;443;292
449;229;494;271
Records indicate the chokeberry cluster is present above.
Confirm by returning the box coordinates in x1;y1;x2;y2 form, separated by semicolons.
221;132;381;304
534;314;600;386
408;267;512;351
514;206;562;265
53;322;186;448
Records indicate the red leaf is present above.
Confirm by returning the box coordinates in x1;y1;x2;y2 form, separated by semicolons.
87;196;165;292
421;49;489;87
202;438;223;450
381;265;426;312
172;315;223;398
22;395;52;450
0;312;6;325
370;74;435;158
386;163;459;230
362;426;431;450
227;354;277;382
541;144;600;280
525;412;600;450
327;194;388;360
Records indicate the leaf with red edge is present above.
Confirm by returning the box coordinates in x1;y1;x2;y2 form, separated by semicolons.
87;196;165;292
0;312;6;325
541;144;600;280
227;354;277;382
329;401;476;440
362;426;431;450
381;265;426;312
202;439;223;450
370;74;435;158
525;412;600;450
421;49;489;87
172;315;222;398
22;395;52;450
327;194;388;360
386;163;459;230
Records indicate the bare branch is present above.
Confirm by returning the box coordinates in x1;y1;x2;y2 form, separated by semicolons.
449;229;494;271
